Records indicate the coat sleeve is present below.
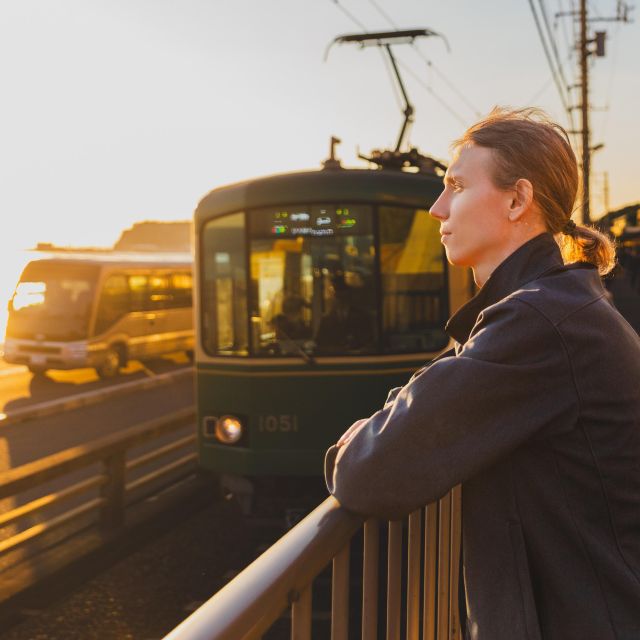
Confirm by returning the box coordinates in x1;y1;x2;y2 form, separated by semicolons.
325;298;579;520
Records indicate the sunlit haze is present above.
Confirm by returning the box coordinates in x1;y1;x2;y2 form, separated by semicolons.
1;1;638;251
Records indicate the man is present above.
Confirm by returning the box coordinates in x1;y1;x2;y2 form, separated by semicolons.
325;108;640;639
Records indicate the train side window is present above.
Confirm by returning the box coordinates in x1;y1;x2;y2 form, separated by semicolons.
201;213;248;356
94;274;129;335
379;206;449;353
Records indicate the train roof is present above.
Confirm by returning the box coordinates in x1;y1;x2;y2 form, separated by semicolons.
23;251;193;269
194;167;444;222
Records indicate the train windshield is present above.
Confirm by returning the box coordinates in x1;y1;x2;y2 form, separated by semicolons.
201;204;448;358
7;262;99;340
250;204;376;356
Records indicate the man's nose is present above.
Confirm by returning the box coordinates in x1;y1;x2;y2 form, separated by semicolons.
429;192;449;221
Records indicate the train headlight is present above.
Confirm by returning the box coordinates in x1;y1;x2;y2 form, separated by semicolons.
215;415;243;444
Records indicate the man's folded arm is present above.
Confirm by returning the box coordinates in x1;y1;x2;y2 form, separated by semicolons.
325;300;578;521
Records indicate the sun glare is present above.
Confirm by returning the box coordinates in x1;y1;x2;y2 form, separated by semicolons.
12;282;46;311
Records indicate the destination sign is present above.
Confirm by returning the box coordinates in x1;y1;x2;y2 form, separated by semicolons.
250;204;372;238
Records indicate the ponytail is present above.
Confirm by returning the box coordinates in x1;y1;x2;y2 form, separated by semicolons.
558;223;617;276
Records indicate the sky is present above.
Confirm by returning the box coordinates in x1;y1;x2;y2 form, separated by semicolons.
1;0;638;251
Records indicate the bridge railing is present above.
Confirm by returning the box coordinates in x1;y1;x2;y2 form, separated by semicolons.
165;486;462;640
0;407;197;594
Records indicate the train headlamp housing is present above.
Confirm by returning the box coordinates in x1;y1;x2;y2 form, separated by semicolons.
215;415;243;444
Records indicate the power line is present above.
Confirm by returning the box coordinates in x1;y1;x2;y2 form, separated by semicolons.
537;0;577;131
597;21;622;143
526;51;574;104
367;0;481;117
368;0;398;29
331;0;368;31
526;0;574;126
396;58;469;127
555;0;574;52
329;0;470;127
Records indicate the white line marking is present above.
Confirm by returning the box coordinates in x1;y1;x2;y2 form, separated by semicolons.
0;366;28;378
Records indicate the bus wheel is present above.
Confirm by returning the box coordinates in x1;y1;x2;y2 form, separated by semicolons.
28;366;48;377
96;347;121;379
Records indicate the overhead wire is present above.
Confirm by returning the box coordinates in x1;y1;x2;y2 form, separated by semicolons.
331;0;368;31
526;51;575;104
555;0;574;53
526;0;575;129
330;0;471;128
367;0;482;117
596;20;621;144
396;58;469;127
537;0;577;132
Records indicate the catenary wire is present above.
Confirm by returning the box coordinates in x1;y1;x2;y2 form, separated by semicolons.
330;0;471;127
526;0;574;128
538;0;577;131
367;0;482;117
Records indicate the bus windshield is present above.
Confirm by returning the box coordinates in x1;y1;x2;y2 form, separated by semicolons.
7;262;99;341
201;203;448;358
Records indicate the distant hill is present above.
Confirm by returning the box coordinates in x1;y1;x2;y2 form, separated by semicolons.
113;221;192;252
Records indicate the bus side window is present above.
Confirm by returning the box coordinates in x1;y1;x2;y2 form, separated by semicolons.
95;274;129;335
129;275;149;312
149;274;172;309
171;272;193;308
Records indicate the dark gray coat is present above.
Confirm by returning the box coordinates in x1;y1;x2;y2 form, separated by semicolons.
325;233;640;640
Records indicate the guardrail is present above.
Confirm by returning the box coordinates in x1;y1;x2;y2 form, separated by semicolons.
0;407;197;599
0;366;193;426
165;486;462;640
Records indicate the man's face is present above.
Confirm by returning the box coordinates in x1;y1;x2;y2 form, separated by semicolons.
430;144;513;271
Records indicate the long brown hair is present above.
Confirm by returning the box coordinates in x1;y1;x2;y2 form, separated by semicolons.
453;107;616;275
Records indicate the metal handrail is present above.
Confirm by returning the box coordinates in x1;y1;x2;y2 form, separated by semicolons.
165;488;462;640
164;497;363;640
0;407;197;582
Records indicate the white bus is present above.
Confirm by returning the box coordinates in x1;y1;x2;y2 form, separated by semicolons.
3;253;194;378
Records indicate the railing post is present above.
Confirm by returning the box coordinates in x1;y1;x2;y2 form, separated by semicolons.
331;544;350;640
437;493;452;640
386;520;403;640
291;584;312;640
407;510;422;639
423;503;438;640
362;519;380;640
100;451;126;532
449;486;462;640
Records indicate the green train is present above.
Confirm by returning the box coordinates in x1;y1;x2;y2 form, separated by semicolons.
193;150;472;503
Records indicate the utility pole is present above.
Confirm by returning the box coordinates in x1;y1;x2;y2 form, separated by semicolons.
559;1;631;224
580;0;591;223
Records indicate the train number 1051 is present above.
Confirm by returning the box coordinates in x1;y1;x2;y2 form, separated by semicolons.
258;414;299;433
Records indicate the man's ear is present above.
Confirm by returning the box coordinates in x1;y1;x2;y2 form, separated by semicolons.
508;178;534;222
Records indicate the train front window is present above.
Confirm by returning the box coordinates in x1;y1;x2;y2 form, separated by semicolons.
201;213;248;356
249;204;377;356
379;206;449;353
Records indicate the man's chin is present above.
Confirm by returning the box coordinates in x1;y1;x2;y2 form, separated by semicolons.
444;247;470;267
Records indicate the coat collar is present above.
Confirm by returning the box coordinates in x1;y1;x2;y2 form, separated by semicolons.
446;233;567;345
